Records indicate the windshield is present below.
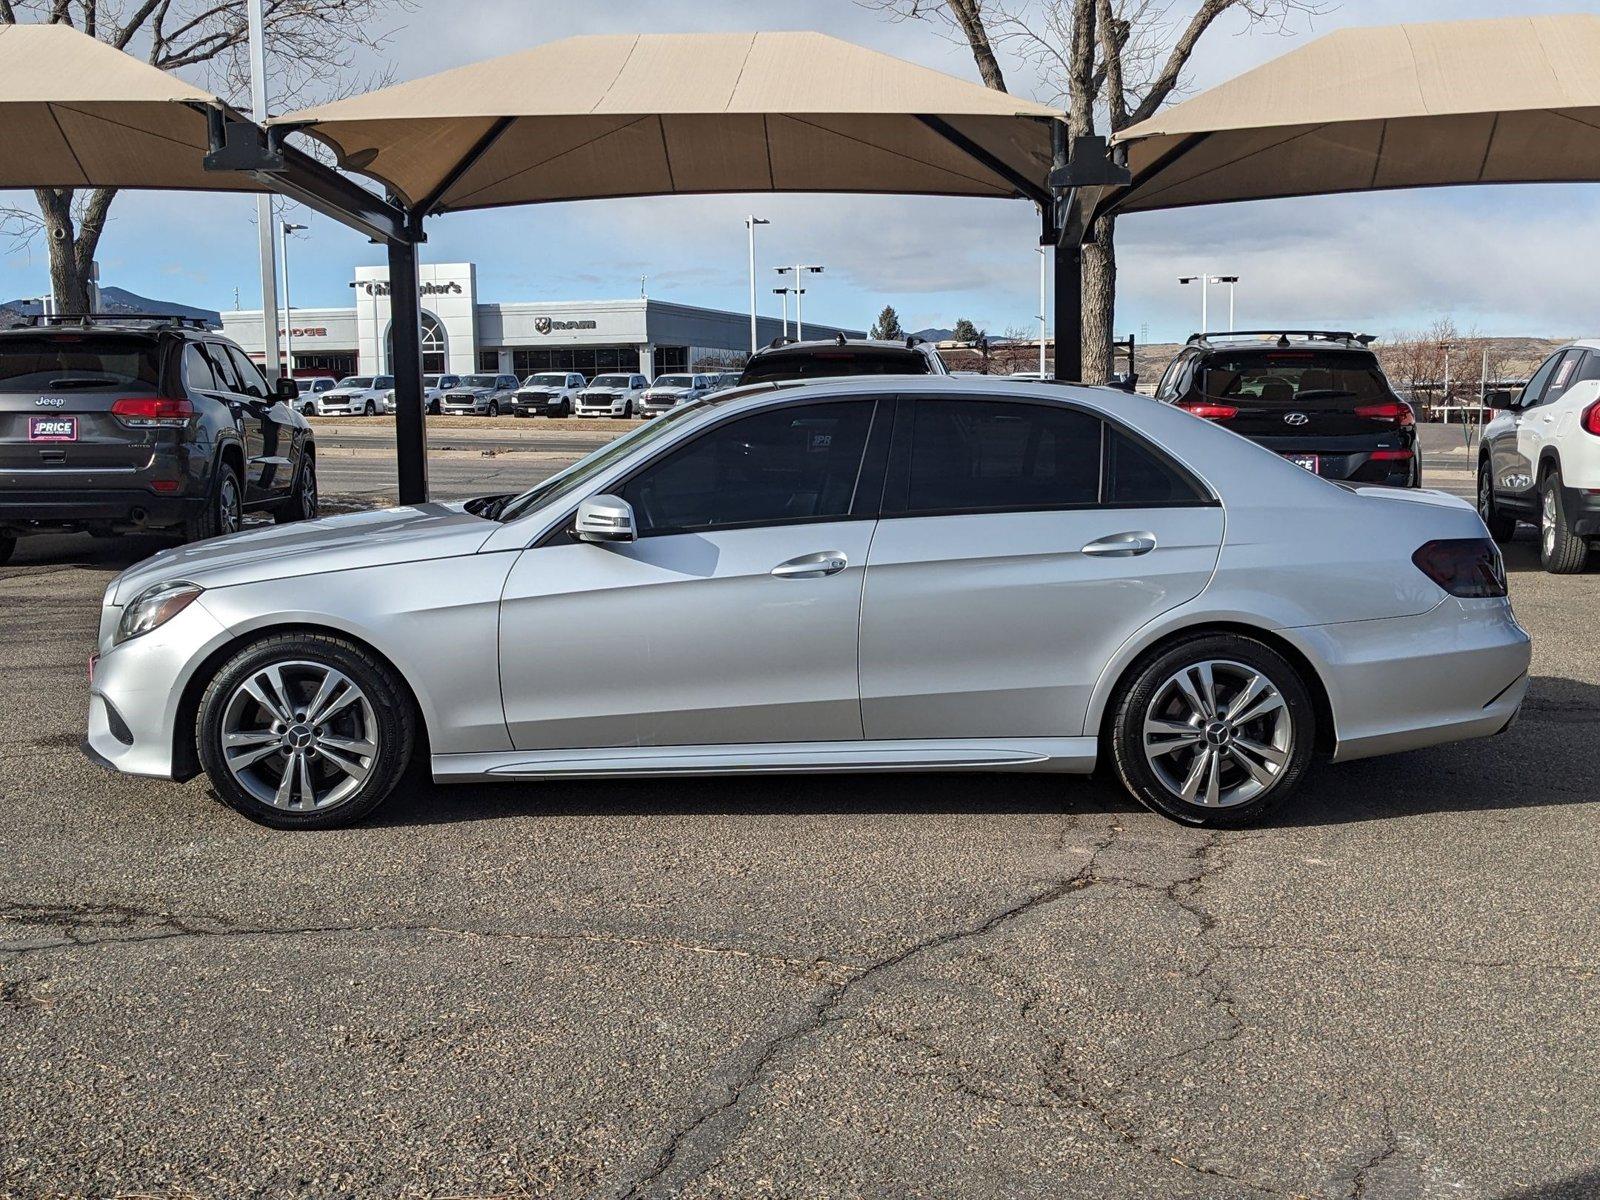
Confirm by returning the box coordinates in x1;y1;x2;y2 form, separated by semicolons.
590;375;631;387
527;374;568;386
1198;351;1392;404
461;374;498;388
653;375;694;389
492;402;706;522
337;376;374;389
740;348;929;385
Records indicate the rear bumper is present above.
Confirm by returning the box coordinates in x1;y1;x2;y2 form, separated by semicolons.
1294;597;1532;763
1250;436;1419;486
1562;483;1600;537
0;488;199;533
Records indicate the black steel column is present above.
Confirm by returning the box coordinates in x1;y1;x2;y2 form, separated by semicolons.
386;237;428;505
1054;242;1081;382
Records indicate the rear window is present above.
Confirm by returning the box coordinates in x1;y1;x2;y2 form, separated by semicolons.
1197;350;1392;405
0;334;159;389
741;347;931;385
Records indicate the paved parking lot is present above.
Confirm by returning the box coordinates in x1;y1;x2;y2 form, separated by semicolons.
2;421;1596;1199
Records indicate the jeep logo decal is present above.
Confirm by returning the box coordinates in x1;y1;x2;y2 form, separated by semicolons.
36;396;67;407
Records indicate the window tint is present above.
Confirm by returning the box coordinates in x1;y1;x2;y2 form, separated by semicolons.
1198;350;1392;405
1104;427;1205;505
0;334;159;388
741;347;931;385
1520;353;1561;408
1155;354;1184;400
1572;351;1600;388
183;345;218;392
621;401;875;535
1539;350;1583;405
899;399;1101;514
202;344;244;393
225;346;270;400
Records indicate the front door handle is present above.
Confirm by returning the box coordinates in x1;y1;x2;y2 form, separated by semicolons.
771;551;849;579
1082;531;1157;558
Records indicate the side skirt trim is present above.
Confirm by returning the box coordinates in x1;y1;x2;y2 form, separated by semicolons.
432;737;1098;782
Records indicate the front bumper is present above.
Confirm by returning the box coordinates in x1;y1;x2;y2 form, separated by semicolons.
85;595;234;779
1300;596;1532;763
440;397;492;414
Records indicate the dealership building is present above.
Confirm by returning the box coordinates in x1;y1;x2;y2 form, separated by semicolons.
221;261;862;381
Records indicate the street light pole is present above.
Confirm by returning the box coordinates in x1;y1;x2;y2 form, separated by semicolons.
773;287;789;339
279;220;307;380
1178;275;1209;335
246;0;280;383
746;216;769;354
776;265;823;340
1211;275;1240;331
1036;246;1048;376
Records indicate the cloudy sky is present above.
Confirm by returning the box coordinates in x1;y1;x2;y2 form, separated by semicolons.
2;0;1597;342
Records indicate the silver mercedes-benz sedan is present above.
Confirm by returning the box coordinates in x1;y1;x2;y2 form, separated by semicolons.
85;377;1531;829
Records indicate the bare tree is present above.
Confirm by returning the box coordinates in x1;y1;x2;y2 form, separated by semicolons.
0;0;408;314
859;0;1325;381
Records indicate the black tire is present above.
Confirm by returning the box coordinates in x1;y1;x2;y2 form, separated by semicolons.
274;454;318;524
1107;633;1316;827
514;408;528;419
427;399;440;415
183;459;243;543
487;399;500;417
1478;458;1517;544
1539;467;1590;574
0;534;14;566
196;633;416;829
362;400;375;416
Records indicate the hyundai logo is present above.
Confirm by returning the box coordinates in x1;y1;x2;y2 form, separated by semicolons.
36;396;66;407
1284;412;1309;425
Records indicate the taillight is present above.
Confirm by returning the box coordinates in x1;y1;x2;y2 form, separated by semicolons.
111;397;194;427
1370;449;1413;461
1412;538;1506;598
1582;399;1600;436
1177;400;1238;420
1354;400;1415;426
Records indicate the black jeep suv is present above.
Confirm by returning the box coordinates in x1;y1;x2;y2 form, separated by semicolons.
0;314;316;565
1154;331;1418;487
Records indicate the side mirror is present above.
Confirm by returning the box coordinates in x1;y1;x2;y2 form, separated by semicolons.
276;376;299;402
574;494;636;543
1485;389;1517;410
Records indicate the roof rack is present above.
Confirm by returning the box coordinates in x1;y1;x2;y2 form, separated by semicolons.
766;335;798;349
22;312;213;331
1185;329;1376;349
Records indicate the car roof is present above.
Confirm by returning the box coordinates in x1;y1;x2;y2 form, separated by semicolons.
751;337;932;355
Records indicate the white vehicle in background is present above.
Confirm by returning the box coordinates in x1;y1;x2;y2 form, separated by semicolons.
575;373;649;419
513;372;587;418
381;374;462;415
308;375;394;417
294;376;338;413
1479;339;1600;573
638;373;717;417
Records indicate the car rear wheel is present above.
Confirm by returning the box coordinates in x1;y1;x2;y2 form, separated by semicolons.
183;461;243;543
1540;467;1590;574
1478;459;1517;543
274;455;318;524
197;633;415;829
1108;634;1315;827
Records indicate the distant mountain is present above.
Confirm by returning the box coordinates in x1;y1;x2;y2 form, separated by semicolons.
910;326;954;342
1;286;220;328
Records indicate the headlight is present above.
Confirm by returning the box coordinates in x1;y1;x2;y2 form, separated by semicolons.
116;581;203;644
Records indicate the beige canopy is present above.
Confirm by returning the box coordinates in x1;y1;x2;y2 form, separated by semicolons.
0;22;257;193
1111;13;1600;214
276;32;1064;214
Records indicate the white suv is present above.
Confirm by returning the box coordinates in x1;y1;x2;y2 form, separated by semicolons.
1480;339;1600;573
575;373;649;419
513;372;586;418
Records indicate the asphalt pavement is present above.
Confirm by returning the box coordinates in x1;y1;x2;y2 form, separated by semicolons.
1;420;1595;1199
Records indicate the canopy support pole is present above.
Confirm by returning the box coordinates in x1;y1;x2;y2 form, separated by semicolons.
387;233;429;505
1053;241;1081;382
1047;131;1130;382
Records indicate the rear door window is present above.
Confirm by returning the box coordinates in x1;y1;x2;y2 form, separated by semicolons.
890;398;1102;515
184;345;220;392
1103;427;1207;506
1537;350;1583;406
1518;353;1561;409
225;347;271;400
0;334;159;390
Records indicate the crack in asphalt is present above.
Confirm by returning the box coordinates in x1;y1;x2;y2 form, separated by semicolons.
1347;1104;1401;1200
0;900;860;984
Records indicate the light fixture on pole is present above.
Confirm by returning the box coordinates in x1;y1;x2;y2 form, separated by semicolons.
776;265;823;340
745;217;769;354
1210;275;1239;332
1178;275;1209;336
1036;246;1048;376
1439;340;1456;423
279;220;308;379
772;286;805;340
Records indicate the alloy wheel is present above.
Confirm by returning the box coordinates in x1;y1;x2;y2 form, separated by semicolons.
1542;487;1557;558
1141;659;1293;808
1479;469;1493;522
219;473;243;535
219;660;378;812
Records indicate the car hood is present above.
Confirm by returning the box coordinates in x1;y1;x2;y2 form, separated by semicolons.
447;388;493;397
109;503;497;604
645;388;691;397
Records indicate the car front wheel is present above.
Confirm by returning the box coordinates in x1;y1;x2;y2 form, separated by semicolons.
197;633;415;829
1540;467;1590;574
1108;634;1315;826
1478;459;1517;543
362;400;375;416
487;400;500;417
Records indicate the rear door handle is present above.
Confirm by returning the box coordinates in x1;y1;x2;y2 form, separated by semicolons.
772;551;849;579
1082;531;1157;558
